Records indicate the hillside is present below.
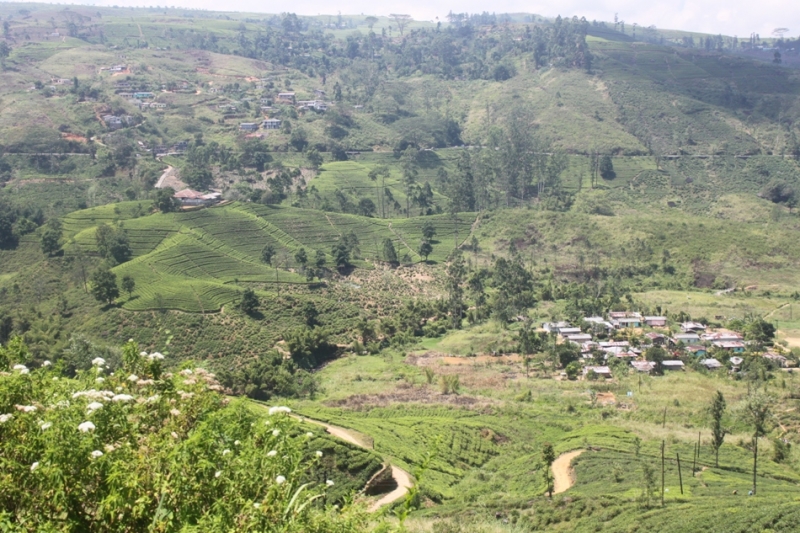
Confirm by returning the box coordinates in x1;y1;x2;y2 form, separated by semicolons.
3;4;800;532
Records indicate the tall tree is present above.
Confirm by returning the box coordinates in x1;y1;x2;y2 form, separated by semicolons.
389;14;412;36
542;443;556;498
710;391;727;467
121;275;136;299
418;239;433;261
382;238;398;264
40;224;62;257
239;288;259;315
445;250;466;329
90;266;119;304
401;147;419;218
740;390;775;495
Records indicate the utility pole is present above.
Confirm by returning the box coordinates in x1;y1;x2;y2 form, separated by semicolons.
661;440;666;507
676;453;683;494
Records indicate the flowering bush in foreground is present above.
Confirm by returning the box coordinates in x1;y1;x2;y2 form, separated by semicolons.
0;340;368;532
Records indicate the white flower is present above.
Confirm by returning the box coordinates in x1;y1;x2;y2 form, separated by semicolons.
140;351;148;357
78;421;96;433
115;386;122;392
87;402;103;413
275;475;286;485
306;432;313;438
0;414;12;424
215;471;222;478
222;449;231;456
40;422;52;431
31;462;40;472
52;377;59;381
15;405;37;413
180;369;193;376
315;451;323;458
170;408;181;416
90;450;103;459
264;420;271;426
91;358;105;367
268;406;291;416
42;360;52;367
326;479;335;486
13;365;29;374
253;502;261;509
112;394;134;402
127;374;139;382
95;377;105;383
95;367;103;374
234;440;240;446
149;352;164;361
272;429;280;437
146;395;160;403
105;444;116;452
171;431;179;439
267;450;277;457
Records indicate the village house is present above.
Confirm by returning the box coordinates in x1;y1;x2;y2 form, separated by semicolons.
662;360;685;371
684;345;708;357
632;361;656;373
681;321;707;333
598;341;630;347
134;92;155;99
712;341;745;353
583;316;616;332
314;89;326;98
262;118;282;130
672;333;701;345
173;189;222;207
645;332;668;346
558;327;582;337
700;358;723;370
730;356;744;369
613;317;642;328
701;331;744;343
277;92;296;103
584;366;612;379
644;316;668;327
566;333;593;344
239;123;259;132
609;311;642;319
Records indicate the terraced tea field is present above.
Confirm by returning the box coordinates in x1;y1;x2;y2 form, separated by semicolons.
62;202;470;312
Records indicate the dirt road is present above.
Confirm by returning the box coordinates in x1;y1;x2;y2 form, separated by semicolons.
369;465;414;511
261;406;413;510
552;450;584;494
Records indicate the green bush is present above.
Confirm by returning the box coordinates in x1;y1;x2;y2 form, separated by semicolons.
0;340;368;532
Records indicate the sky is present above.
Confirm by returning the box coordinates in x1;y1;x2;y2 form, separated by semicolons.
26;0;800;39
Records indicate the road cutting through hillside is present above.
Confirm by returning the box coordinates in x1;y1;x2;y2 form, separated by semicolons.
552;450;584;494
259;405;413;510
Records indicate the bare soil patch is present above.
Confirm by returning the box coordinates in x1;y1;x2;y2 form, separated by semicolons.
552;450;584;494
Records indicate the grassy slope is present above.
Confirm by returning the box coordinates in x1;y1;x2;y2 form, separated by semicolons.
292;347;800;529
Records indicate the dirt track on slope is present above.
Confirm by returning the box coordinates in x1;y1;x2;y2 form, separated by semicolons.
259;406;413;510
552;450;584;494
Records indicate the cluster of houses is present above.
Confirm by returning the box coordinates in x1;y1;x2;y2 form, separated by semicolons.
542;311;790;379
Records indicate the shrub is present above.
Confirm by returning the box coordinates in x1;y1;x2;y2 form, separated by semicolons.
0;340;367;532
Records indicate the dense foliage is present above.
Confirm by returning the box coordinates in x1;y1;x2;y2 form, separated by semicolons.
0;340;368;532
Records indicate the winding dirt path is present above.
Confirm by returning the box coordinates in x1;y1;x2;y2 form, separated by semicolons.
370;465;413;511
261;407;413;510
552;450;584;494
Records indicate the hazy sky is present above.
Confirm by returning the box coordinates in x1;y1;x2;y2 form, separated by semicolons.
55;0;800;38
